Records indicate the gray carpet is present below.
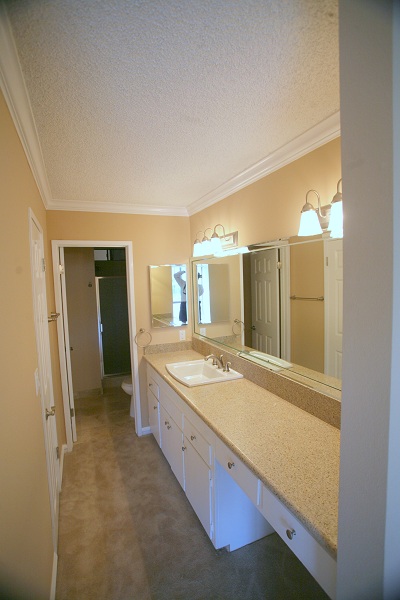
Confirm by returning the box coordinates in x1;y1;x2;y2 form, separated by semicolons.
56;385;329;600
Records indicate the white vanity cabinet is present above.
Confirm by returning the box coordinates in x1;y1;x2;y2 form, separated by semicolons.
145;363;336;599
146;367;161;447
214;437;274;551
183;416;213;540
158;389;185;490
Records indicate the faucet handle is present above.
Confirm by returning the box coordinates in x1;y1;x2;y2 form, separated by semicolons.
224;361;231;373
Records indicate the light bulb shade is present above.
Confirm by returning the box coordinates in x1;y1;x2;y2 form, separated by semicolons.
210;235;223;254
193;240;203;257
298;209;323;236
328;200;343;238
201;238;212;255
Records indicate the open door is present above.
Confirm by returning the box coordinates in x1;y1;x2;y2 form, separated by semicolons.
29;210;60;551
52;246;77;449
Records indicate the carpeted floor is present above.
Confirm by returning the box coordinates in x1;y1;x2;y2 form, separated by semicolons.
56;385;329;600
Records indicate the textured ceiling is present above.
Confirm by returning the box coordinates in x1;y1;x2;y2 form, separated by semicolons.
3;0;339;214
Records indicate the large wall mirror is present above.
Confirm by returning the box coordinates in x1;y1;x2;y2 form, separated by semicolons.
191;236;343;396
149;264;188;328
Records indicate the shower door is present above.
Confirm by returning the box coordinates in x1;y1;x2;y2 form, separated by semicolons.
96;276;131;377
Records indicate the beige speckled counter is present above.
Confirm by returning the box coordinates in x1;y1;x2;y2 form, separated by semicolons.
145;349;340;559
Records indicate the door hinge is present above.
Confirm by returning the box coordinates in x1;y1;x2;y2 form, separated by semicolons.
59;263;65;275
277;261;282;270
70;407;75;418
56;446;60;460
326;257;329;267
42;258;46;272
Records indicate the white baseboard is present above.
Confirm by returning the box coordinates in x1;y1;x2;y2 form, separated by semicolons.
140;426;151;436
50;551;58;600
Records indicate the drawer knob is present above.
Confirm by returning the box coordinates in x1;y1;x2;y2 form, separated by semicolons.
165;420;169;426
182;446;186;452
227;461;235;470
286;528;296;540
153;405;157;410
167;425;171;430
190;435;196;441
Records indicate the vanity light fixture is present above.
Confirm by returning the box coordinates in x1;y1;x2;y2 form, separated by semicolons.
298;181;343;238
298;190;325;236
328;179;343;238
192;224;234;256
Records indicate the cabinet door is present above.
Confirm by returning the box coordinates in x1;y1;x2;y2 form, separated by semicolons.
184;439;213;539
160;404;185;489
147;391;161;447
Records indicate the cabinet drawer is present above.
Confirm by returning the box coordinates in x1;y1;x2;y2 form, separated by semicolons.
184;417;212;466
215;437;260;506
261;484;336;599
147;370;159;400
160;389;183;429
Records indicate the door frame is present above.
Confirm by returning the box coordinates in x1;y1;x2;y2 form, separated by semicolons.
52;240;142;450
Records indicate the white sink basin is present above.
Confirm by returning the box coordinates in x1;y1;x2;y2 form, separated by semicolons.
165;359;243;387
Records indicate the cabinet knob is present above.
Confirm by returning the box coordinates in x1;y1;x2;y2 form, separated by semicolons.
167;425;171;430
286;528;296;540
227;461;235;470
153;405;157;410
182;446;186;452
165;420;169;426
190;435;196;441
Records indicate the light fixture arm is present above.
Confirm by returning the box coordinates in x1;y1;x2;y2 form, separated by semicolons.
211;223;230;241
202;227;213;242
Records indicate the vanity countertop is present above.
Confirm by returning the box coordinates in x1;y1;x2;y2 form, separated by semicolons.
144;349;340;558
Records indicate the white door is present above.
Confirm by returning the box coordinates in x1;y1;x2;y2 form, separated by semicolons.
251;248;280;355
324;238;343;378
57;247;77;443
29;210;60;550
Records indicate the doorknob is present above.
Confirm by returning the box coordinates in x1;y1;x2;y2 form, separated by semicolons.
45;406;56;420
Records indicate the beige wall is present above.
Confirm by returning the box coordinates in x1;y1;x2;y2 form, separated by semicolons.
189;137;342;248
0;91;56;598
64;248;102;394
46;211;191;425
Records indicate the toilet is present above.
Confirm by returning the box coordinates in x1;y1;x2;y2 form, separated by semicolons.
121;376;133;396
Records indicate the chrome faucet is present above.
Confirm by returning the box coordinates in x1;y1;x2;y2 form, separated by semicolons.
205;354;228;370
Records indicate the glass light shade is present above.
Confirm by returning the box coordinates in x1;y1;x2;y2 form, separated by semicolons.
298;209;323;236
201;238;212;255
328;200;343;238
193;241;203;257
210;235;223;254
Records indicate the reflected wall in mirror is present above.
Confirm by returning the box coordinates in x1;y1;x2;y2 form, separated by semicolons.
192;236;343;393
149;264;187;328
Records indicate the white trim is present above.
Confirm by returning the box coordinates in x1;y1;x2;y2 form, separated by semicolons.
50;552;58;600
141;426;151;436
48;199;189;217
0;4;52;208
52;240;144;444
187;112;341;216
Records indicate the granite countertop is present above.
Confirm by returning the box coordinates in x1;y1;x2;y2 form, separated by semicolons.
144;349;340;559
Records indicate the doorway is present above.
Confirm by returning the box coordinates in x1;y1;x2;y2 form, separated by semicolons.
52;240;143;451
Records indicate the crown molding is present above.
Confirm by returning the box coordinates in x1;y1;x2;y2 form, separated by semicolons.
0;3;53;208
187;112;341;216
48;198;189;217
